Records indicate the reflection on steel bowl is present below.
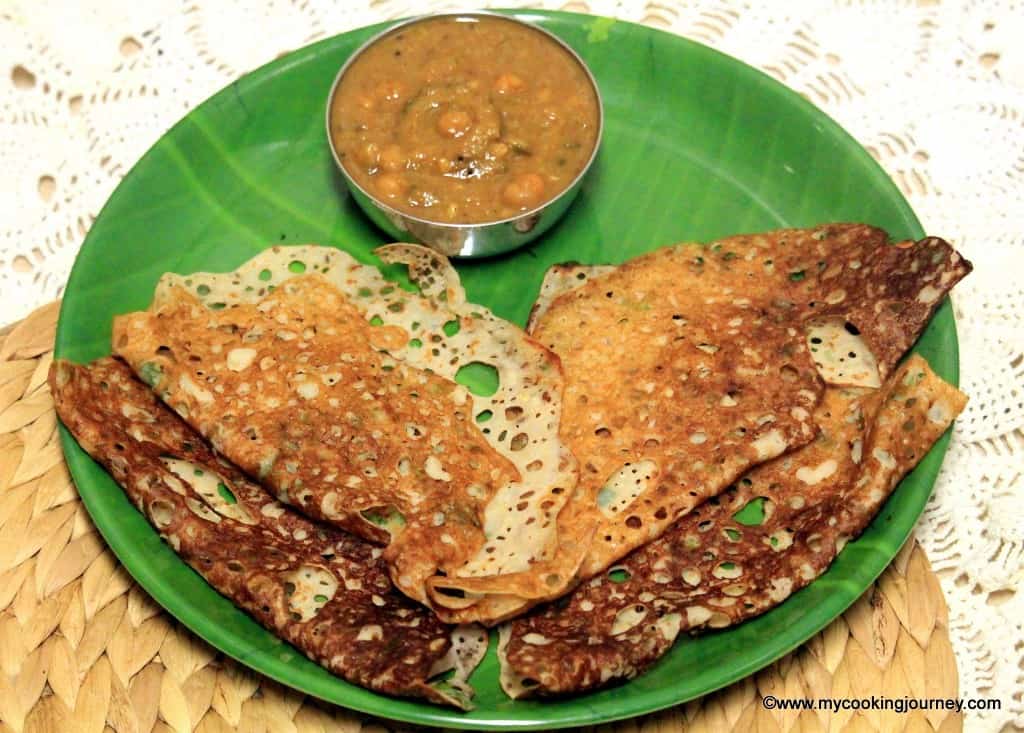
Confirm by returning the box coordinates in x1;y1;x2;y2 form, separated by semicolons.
326;12;603;257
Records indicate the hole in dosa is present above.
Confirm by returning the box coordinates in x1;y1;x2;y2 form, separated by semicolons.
455;361;499;397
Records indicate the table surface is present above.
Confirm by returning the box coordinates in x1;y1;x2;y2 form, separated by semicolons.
1;2;1021;730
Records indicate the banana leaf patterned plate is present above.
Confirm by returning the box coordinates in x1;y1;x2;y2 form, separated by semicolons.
55;10;958;729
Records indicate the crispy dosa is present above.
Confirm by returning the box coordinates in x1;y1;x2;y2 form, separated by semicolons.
499;354;967;696
111;245;587;624
50;358;487;708
529;225;971;578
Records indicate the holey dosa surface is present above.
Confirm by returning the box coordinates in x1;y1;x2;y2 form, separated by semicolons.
54;10;959;730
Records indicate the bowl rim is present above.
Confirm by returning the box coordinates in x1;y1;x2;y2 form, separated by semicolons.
324;10;605;230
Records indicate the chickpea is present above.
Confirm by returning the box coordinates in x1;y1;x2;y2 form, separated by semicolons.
378;144;406;173
501;172;546;209
493;72;526;95
375;173;408;199
436;108;473;138
356;142;380;169
488;142;509;159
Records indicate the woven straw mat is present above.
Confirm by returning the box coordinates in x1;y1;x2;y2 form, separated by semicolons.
0;302;962;733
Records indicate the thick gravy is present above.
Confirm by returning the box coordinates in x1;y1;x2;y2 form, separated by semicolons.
329;15;600;224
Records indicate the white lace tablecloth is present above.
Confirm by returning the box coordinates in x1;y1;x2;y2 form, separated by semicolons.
2;1;1022;730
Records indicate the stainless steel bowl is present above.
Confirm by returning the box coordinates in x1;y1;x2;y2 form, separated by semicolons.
325;11;603;258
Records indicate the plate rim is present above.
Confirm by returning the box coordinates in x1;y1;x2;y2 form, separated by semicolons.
54;8;959;730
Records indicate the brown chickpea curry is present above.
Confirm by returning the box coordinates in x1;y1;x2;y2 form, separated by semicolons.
329;15;600;224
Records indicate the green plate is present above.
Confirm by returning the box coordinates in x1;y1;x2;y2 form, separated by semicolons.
56;10;958;730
